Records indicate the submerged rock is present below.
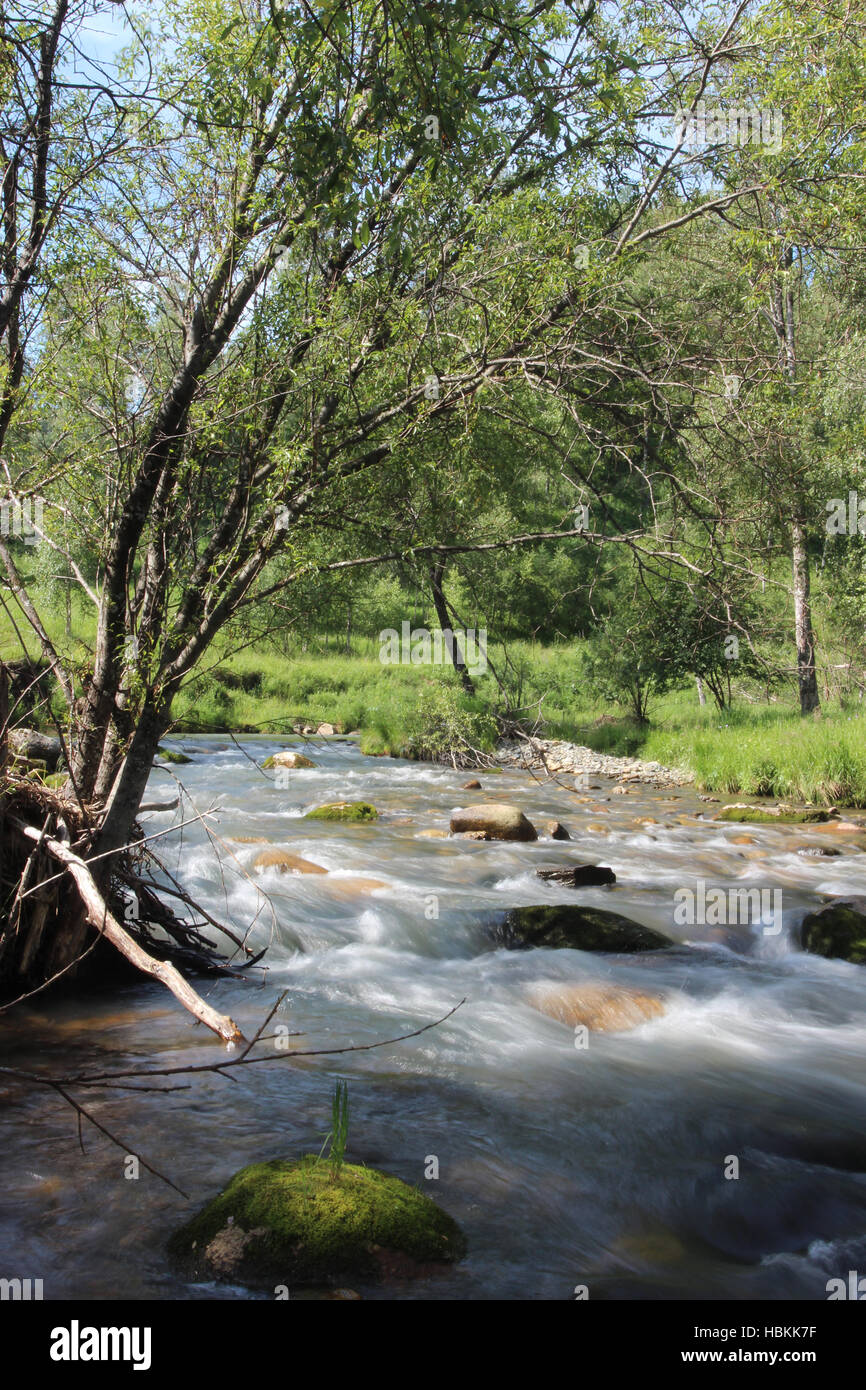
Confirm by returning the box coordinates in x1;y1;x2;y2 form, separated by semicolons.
492;905;674;953
449;804;537;841
462;779;482;790
536;865;616;887
716;804;830;824
305;801;379;823
253;849;327;875
527;981;666;1032
156;746;192;765
262;751;316;769
168;1157;466;1288
800;898;866;965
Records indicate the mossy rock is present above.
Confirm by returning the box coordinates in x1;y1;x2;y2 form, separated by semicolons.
156;746;192;765
42;771;69;789
168;1157;465;1287
262;751;316;770
493;905;674;953
305;801;378;823
716;805;829;824
801;898;866;965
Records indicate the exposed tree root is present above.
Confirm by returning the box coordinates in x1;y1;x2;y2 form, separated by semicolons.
1;770;259;1042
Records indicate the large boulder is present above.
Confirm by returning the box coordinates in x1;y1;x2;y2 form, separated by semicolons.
449;804;537;842
8;729;62;771
527;981;666;1032
800;898;866;965
305;801;378;823
492;905;674;953
262;750;316;769
168;1156;465;1288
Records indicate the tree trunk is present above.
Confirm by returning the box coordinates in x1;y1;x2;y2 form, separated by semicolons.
91;698;170;863
696;676;706;706
792;518;820;714
430;562;475;695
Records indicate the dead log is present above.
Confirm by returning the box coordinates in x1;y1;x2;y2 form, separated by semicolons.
10;818;245;1044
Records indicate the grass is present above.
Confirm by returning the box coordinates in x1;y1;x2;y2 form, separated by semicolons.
5;597;866;805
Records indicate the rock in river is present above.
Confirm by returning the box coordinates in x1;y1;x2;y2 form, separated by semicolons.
449;803;537;841
168;1156;466;1288
800;897;866;965
253;849;327;875
492;905;674;953
527;981;666;1032
305;801;378;823
536;865;616;887
262;750;316;769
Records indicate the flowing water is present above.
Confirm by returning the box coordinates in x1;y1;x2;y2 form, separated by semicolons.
2;735;866;1301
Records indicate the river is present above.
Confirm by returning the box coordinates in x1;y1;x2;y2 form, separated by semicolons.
2;735;865;1300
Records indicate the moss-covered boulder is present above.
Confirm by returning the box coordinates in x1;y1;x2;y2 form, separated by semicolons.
156;746;192;765
716;804;830;824
168;1157;465;1287
305;801;378;823
262;751;316;770
493;905;674;953
800;898;866;965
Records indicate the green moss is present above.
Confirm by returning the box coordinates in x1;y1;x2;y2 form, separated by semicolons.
715;805;830;824
801;901;866;965
156;746;192;765
42;771;68;789
496;905;674;953
304;800;378;822
168;1156;465;1286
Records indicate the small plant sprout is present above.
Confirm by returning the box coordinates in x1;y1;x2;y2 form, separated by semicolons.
326;1079;349;1181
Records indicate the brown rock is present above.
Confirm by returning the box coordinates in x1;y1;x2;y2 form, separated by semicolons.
327;877;388;897
541;820;571;840
317;723;336;736
527;982;666;1032
449;804;537;842
253;849;328;875
462;779;482;790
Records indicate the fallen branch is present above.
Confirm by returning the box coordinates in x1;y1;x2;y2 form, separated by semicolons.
9;817;245;1045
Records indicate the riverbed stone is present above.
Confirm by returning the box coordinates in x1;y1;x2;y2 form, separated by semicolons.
462;779;482;790
493;905;674;953
262;751;316;769
156;746;192;764
253;849;328;875
305;801;379;823
540;819;571;840
716;804;830;824
536;865;616;887
800;898;866;965
168;1156;466;1287
449;804;537;841
527;981;666;1032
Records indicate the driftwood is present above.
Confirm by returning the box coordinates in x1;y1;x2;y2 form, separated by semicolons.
10;817;245;1045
